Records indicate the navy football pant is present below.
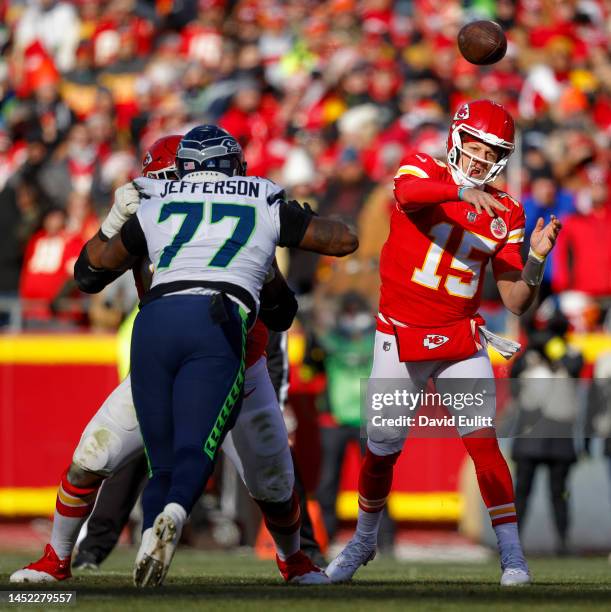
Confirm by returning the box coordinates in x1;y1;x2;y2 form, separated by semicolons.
130;294;247;530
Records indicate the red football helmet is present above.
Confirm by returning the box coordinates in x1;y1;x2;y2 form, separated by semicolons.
447;99;515;186
141;135;182;179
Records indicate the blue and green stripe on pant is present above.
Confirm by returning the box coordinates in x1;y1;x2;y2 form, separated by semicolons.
130;293;248;530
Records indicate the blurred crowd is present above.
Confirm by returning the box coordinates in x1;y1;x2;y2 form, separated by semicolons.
0;0;609;333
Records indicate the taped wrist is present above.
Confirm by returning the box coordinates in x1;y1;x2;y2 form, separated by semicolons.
521;248;547;286
100;205;128;239
74;247;122;293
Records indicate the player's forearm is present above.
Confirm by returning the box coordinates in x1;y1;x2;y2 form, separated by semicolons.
299;217;358;256
497;253;547;315
394;177;460;211
84;232;107;268
500;279;538;316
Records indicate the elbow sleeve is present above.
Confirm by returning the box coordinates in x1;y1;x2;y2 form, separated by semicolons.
74;248;122;294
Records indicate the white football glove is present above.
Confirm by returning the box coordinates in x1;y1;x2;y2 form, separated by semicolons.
100;181;142;239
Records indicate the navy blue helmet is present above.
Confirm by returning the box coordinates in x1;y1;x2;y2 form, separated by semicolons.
176;125;246;178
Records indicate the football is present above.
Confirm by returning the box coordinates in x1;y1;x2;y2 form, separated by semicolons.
457;20;507;65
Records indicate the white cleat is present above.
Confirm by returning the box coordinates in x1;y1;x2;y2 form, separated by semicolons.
501;567;531;586
288;570;331;585
10;569;59;584
325;538;376;583
500;546;531;586
133;514;179;587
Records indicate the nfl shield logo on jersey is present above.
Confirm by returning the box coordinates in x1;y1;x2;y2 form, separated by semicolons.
467;211;477;223
490;217;508;239
423;334;449;349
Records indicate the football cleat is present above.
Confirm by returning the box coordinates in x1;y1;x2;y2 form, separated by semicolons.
276;551;330;585
325;538;376;583
500;545;531;586
133;514;180;587
501;567;531;586
10;544;71;583
72;549;100;571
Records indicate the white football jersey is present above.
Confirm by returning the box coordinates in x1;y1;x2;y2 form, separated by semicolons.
134;176;284;310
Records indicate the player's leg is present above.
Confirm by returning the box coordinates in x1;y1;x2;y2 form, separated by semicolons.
133;294;247;587
514;457;538;533
129;300;181;587
317;424;350;540
327;331;431;582
435;350;530;586
548;459;572;554
223;357;328;584
10;376;144;583
265;330;325;564
73;453;148;570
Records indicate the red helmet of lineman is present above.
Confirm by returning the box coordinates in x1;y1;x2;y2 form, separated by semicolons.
447;99;515;187
142;135;182;179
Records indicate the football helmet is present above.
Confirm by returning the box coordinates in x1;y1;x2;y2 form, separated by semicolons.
447;99;514;187
142;135;181;179
176;125;246;180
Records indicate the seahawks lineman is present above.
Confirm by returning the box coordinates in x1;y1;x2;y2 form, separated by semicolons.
98;125;358;586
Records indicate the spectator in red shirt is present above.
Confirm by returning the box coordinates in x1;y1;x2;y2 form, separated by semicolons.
553;180;611;299
19;207;84;325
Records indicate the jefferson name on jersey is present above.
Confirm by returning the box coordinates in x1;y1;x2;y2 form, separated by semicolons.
119;175;305;314
159;178;262;199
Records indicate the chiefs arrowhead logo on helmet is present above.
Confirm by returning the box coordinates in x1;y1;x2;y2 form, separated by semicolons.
454;104;470;121
142;135;182;179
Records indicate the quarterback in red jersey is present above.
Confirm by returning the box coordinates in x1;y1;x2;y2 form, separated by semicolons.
327;100;561;586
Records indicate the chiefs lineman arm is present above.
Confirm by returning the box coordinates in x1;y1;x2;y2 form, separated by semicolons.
74;182;143;293
394;154;561;315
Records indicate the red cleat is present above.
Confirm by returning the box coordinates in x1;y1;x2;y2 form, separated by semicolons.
10;544;72;583
276;551;330;585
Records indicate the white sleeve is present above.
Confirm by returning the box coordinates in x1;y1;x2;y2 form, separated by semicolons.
263;179;286;244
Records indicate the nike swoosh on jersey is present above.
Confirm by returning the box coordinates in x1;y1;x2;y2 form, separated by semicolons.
244;388;256;399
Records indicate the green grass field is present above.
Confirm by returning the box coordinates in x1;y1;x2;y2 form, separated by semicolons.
1;550;611;611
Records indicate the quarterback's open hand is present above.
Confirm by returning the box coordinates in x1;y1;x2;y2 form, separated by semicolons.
461;188;509;217
530;215;562;258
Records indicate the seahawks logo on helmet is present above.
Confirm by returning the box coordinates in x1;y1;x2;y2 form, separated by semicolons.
176;125;246;178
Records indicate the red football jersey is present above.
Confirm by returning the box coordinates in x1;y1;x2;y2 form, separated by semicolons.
245;318;269;368
379;152;525;328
